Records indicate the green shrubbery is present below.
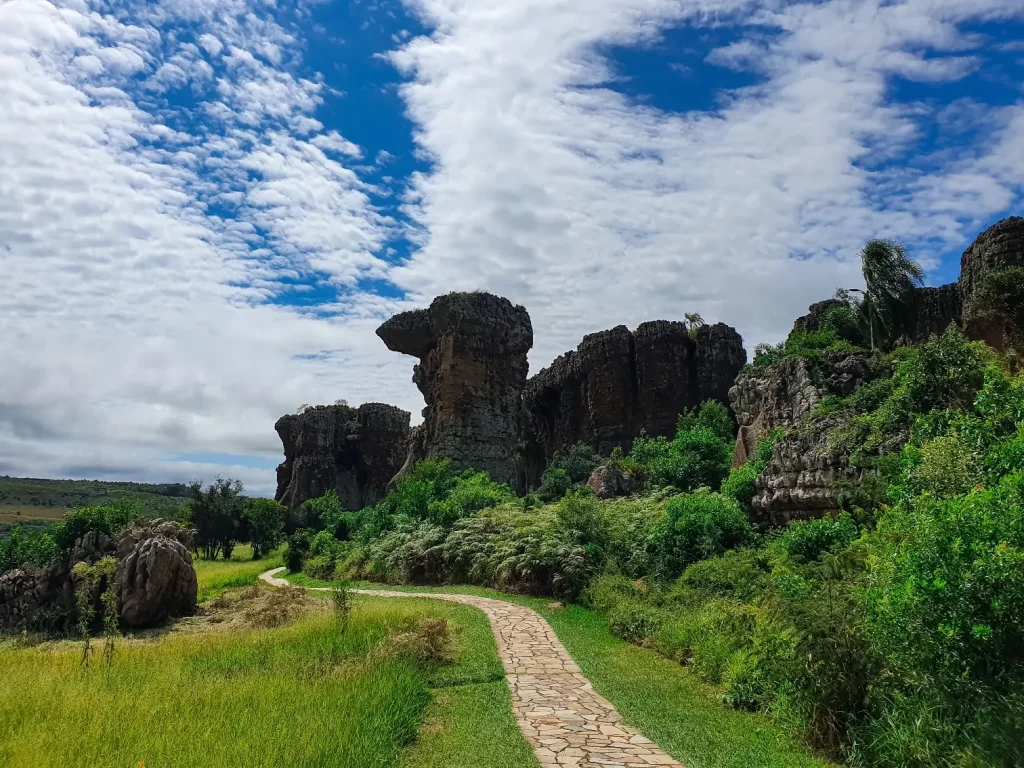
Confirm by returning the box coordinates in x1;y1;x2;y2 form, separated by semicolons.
628;401;734;492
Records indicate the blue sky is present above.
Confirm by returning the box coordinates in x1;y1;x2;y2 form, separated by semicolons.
1;0;1022;496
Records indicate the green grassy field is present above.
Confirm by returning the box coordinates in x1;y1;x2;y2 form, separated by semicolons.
0;476;188;520
286;574;837;768
0;506;66;525
0;590;534;768
193;545;284;603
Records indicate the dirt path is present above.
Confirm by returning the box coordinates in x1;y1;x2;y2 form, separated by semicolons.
259;568;683;768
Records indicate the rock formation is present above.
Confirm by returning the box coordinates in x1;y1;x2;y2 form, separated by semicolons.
377;292;534;489
960;216;1024;349
275;402;411;518
522;321;745;487
115;519;198;627
0;519;198;631
729;352;875;525
586;464;636;500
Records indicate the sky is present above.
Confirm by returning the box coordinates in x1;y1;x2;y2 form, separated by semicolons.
1;0;1022;497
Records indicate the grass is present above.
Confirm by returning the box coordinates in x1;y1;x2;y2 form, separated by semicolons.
1;602;426;768
0;591;534;768
193;544;284;603
284;573;837;768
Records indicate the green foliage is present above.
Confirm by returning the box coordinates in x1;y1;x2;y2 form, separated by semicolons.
0;475;188;518
52;500;141;554
0;524;57;573
185;478;245;560
242;498;286;559
537;442;600;500
773;513;859;562
677;400;734;442
650;490;753;579
283;528;313;573
859;238;923;350
299;489;344;533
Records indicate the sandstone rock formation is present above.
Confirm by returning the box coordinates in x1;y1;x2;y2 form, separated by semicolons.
522;321;745;487
1;519;198;631
750;413;854;527
377;293;534;489
115;519;198;627
729;352;874;525
960;216;1024;349
275;402;411;518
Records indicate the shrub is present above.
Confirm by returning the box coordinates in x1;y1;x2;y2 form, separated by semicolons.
283;529;313;573
0;525;57;573
650;490;753;579
721;462;758;511
677;400;735;442
867;475;1024;699
631;427;732;492
773;513;859;562
656;600;759;683
677;548;771;603
52;501;141;555
608;600;665;645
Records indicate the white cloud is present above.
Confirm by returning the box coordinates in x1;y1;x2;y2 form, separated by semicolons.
2;0;1024;495
388;0;1024;368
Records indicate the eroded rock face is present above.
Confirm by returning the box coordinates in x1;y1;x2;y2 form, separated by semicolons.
751;413;857;527
116;519;198;628
586;464;635;500
377;293;533;489
960;216;1024;349
275;402;411;517
729;353;874;526
522;321;745;488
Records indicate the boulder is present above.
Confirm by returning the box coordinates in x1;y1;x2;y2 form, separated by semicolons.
522;320;745;488
275;402;411;518
377;293;534;490
586;464;635;499
115;520;198;628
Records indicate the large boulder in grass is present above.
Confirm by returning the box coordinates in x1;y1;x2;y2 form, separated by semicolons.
115;519;198;628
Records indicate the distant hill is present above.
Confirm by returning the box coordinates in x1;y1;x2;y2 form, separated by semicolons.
0;476;189;528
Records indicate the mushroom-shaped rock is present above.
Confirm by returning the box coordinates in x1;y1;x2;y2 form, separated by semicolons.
377;292;534;489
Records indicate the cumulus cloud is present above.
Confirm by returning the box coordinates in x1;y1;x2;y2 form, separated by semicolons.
2;0;1023;494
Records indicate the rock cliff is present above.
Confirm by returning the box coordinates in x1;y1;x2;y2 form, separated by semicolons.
377;293;533;490
522;321;745;487
275;402;411;519
960;216;1024;349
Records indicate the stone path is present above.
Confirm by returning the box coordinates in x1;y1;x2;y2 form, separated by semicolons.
259;568;683;768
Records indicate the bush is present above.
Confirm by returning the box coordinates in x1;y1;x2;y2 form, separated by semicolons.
52;501;141;554
867;475;1024;700
0;525;57;573
677;548;770;603
537;442;600;500
284;529;313;573
773;513;859;562
608;600;665;644
721;462;758;511
651;490;753;579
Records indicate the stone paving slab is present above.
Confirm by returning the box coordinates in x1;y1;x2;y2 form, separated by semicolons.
260;568;684;768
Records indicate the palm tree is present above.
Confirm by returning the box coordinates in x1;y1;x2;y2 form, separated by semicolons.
683;312;706;331
856;239;923;351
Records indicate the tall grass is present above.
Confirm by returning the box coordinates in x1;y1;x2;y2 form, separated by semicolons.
194;544;283;603
0;603;431;768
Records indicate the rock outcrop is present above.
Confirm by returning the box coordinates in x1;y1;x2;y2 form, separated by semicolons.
586;464;636;500
729;352;875;525
751;413;855;527
115;519;198;627
522;321;745;487
275;402;411;518
377;293;534;490
1;519;198;631
960;216;1024;349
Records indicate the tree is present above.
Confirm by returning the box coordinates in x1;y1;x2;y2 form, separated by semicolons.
683;313;706;332
242;498;287;559
186;478;245;560
856;239;923;350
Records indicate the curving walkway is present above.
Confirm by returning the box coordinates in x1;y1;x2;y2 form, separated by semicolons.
260;568;683;768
